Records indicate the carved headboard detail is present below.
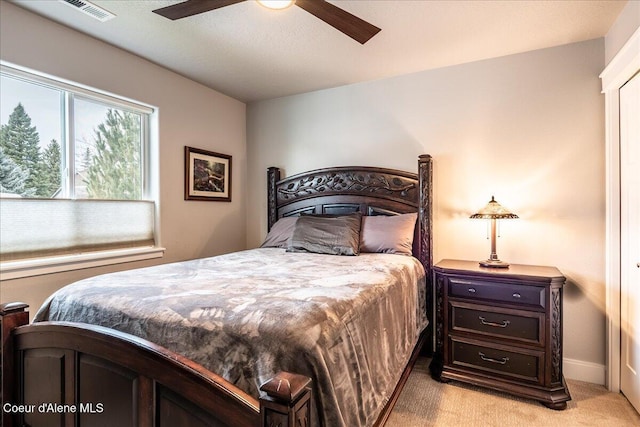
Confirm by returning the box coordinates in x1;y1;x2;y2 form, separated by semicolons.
275;168;418;207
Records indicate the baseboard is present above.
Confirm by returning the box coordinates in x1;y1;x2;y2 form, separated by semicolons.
563;358;606;385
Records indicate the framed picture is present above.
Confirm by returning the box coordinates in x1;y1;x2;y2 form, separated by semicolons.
184;146;232;202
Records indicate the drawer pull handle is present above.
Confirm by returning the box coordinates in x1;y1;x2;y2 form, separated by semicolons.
478;352;509;365
512;292;522;299
479;316;510;328
468;288;477;294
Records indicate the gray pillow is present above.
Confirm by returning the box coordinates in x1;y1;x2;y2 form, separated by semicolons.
287;213;362;256
261;217;298;248
359;212;417;256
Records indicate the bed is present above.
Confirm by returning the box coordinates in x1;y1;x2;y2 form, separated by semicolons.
1;154;433;427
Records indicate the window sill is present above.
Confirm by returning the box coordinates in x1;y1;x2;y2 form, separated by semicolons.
0;246;165;280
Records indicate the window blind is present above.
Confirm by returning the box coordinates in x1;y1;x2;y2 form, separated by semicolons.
0;199;155;261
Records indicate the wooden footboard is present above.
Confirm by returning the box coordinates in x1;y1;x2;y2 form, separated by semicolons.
0;303;311;427
2;303;426;427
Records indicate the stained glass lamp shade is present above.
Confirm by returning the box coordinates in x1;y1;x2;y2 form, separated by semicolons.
470;196;519;268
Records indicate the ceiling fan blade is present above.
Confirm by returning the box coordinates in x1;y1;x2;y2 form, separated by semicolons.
295;0;381;44
153;0;245;20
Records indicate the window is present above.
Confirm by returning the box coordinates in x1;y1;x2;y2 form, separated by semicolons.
0;63;161;277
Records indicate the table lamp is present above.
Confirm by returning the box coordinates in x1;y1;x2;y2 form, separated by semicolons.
470;196;518;268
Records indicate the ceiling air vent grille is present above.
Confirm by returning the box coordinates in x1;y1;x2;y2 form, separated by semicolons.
58;0;115;22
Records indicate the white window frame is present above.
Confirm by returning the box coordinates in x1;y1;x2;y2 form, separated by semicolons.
0;62;164;280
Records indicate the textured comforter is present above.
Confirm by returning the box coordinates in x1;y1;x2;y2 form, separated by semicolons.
35;248;427;427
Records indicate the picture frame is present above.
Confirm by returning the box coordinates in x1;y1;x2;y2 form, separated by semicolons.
184;146;232;202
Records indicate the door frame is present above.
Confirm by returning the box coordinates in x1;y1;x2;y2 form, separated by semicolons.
600;27;640;393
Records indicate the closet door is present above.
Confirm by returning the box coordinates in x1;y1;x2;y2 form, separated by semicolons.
620;70;640;414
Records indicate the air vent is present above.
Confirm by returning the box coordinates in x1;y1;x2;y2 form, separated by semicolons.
59;0;115;22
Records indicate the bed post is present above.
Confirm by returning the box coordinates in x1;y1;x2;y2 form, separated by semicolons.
259;371;312;427
267;167;281;231
1;302;29;427
418;154;433;354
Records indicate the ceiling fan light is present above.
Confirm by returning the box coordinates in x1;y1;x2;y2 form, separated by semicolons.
257;0;295;10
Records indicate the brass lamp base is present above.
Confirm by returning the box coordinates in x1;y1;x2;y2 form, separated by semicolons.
479;259;510;268
477;216;511;268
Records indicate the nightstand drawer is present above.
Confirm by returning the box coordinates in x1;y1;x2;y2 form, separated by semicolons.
449;278;545;309
450;337;544;384
450;301;544;346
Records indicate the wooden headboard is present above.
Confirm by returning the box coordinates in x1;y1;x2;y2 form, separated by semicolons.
266;154;433;283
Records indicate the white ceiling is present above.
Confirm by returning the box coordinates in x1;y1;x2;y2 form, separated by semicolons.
9;0;627;103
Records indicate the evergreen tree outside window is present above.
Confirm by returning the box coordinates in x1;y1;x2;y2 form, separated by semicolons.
0;103;43;193
40;139;62;197
0;76;62;197
0;146;32;197
75;99;143;200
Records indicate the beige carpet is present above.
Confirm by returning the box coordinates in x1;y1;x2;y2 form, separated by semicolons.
387;357;640;427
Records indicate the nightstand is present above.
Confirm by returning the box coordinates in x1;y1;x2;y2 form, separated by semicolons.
429;259;571;409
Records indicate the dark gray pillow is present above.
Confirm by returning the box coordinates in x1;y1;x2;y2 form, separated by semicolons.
261;217;298;248
359;212;417;256
287;213;362;256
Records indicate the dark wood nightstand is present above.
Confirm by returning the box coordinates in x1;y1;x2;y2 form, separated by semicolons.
429;259;571;409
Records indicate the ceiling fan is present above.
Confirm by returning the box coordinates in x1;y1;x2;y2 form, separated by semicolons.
152;0;381;44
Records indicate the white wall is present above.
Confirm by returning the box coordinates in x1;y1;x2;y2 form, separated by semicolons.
0;3;247;318
247;39;606;382
605;0;640;64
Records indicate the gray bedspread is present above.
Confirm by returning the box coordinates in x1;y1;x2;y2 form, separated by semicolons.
35;248;427;427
